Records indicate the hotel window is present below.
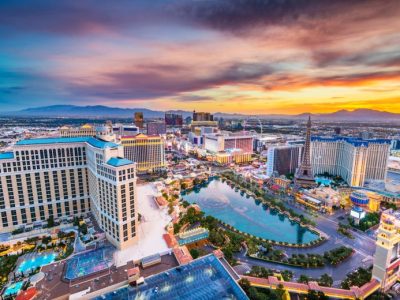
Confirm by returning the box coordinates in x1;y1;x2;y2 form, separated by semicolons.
65;202;70;215
39;206;45;220
131;220;136;237
56;203;62;217
70;170;76;198
123;224;128;241
0;182;4;209
1;212;8;227
30;207;36;222
73;200;78;214
21;208;27;223
47;204;54;217
11;210;18;226
6;176;15;207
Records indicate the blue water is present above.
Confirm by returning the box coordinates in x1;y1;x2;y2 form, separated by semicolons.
182;179;319;244
95;254;248;300
65;247;114;280
315;177;332;186
17;253;56;274
3;281;23;297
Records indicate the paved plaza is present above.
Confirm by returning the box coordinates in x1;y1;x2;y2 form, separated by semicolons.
114;183;172;267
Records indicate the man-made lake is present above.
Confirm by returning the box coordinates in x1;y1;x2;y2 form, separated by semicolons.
182;179;319;244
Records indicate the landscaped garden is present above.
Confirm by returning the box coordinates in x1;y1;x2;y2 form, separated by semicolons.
349;212;380;231
0;230;76;290
249;244;353;268
0;255;19;288
337;223;354;239
341;267;372;289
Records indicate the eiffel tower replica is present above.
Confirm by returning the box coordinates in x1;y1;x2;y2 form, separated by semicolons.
294;116;316;188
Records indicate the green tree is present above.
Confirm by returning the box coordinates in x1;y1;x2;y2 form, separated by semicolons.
80;223;88;235
47;215;55;228
189;249;200;259
298;274;310;284
238;278;251;293
341;267;372;289
173;223;181;234
318;273;333;287
301;290;328;300
281;270;293;281
274;284;286;300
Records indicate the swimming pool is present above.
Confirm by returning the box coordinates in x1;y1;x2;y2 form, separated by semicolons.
182;179;319;244
3;281;24;297
94;254;248;300
64;247;114;280
315;177;332;186
17;253;56;274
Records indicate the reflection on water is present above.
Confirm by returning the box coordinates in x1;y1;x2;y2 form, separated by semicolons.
182;179;318;244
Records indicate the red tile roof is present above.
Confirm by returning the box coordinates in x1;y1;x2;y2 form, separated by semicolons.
163;233;177;248
173;246;193;265
15;287;37;300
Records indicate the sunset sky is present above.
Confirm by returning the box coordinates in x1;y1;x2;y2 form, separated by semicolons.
1;0;399;114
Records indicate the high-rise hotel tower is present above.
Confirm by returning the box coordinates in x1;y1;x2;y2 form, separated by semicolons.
311;136;390;187
0;137;138;250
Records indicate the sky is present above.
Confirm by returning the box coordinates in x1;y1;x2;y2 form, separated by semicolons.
0;0;400;114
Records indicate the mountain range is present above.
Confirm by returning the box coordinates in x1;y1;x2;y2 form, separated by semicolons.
3;105;400;122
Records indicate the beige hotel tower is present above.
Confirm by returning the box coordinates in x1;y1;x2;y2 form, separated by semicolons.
0;136;138;250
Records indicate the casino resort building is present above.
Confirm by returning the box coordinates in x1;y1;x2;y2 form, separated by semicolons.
0;136;137;250
311;136;390;187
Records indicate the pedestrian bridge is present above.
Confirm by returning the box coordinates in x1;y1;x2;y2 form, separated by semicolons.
242;275;380;299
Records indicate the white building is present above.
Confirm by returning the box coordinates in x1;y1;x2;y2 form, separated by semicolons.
311;136;390;187
203;132;254;164
0;137;137;250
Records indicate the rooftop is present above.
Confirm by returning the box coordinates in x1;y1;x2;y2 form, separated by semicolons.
107;157;134;167
311;136;391;147
15;137;119;149
94;254;248;300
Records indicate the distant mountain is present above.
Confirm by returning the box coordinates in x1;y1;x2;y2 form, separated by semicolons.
3;105;400;122
5;105;190;118
316;109;400;121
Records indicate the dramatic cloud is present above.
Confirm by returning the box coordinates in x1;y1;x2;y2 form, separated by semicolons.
0;0;399;113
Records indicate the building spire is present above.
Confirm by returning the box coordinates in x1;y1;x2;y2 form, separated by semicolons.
294;116;316;188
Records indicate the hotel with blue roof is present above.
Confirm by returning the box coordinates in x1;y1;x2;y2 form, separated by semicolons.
0;136;138;249
311;136;390;187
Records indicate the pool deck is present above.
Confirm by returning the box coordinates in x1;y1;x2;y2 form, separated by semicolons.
32;183;174;299
35;253;179;300
14;252;56;277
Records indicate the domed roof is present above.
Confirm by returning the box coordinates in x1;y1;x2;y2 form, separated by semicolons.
350;190;369;206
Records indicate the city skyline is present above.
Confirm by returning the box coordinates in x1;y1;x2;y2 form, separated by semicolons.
1;0;400;114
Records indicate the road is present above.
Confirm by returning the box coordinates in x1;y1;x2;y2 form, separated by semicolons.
233;189;377;286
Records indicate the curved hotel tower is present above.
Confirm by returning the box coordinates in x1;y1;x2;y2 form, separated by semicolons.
0;137;138;250
311;136;390;187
